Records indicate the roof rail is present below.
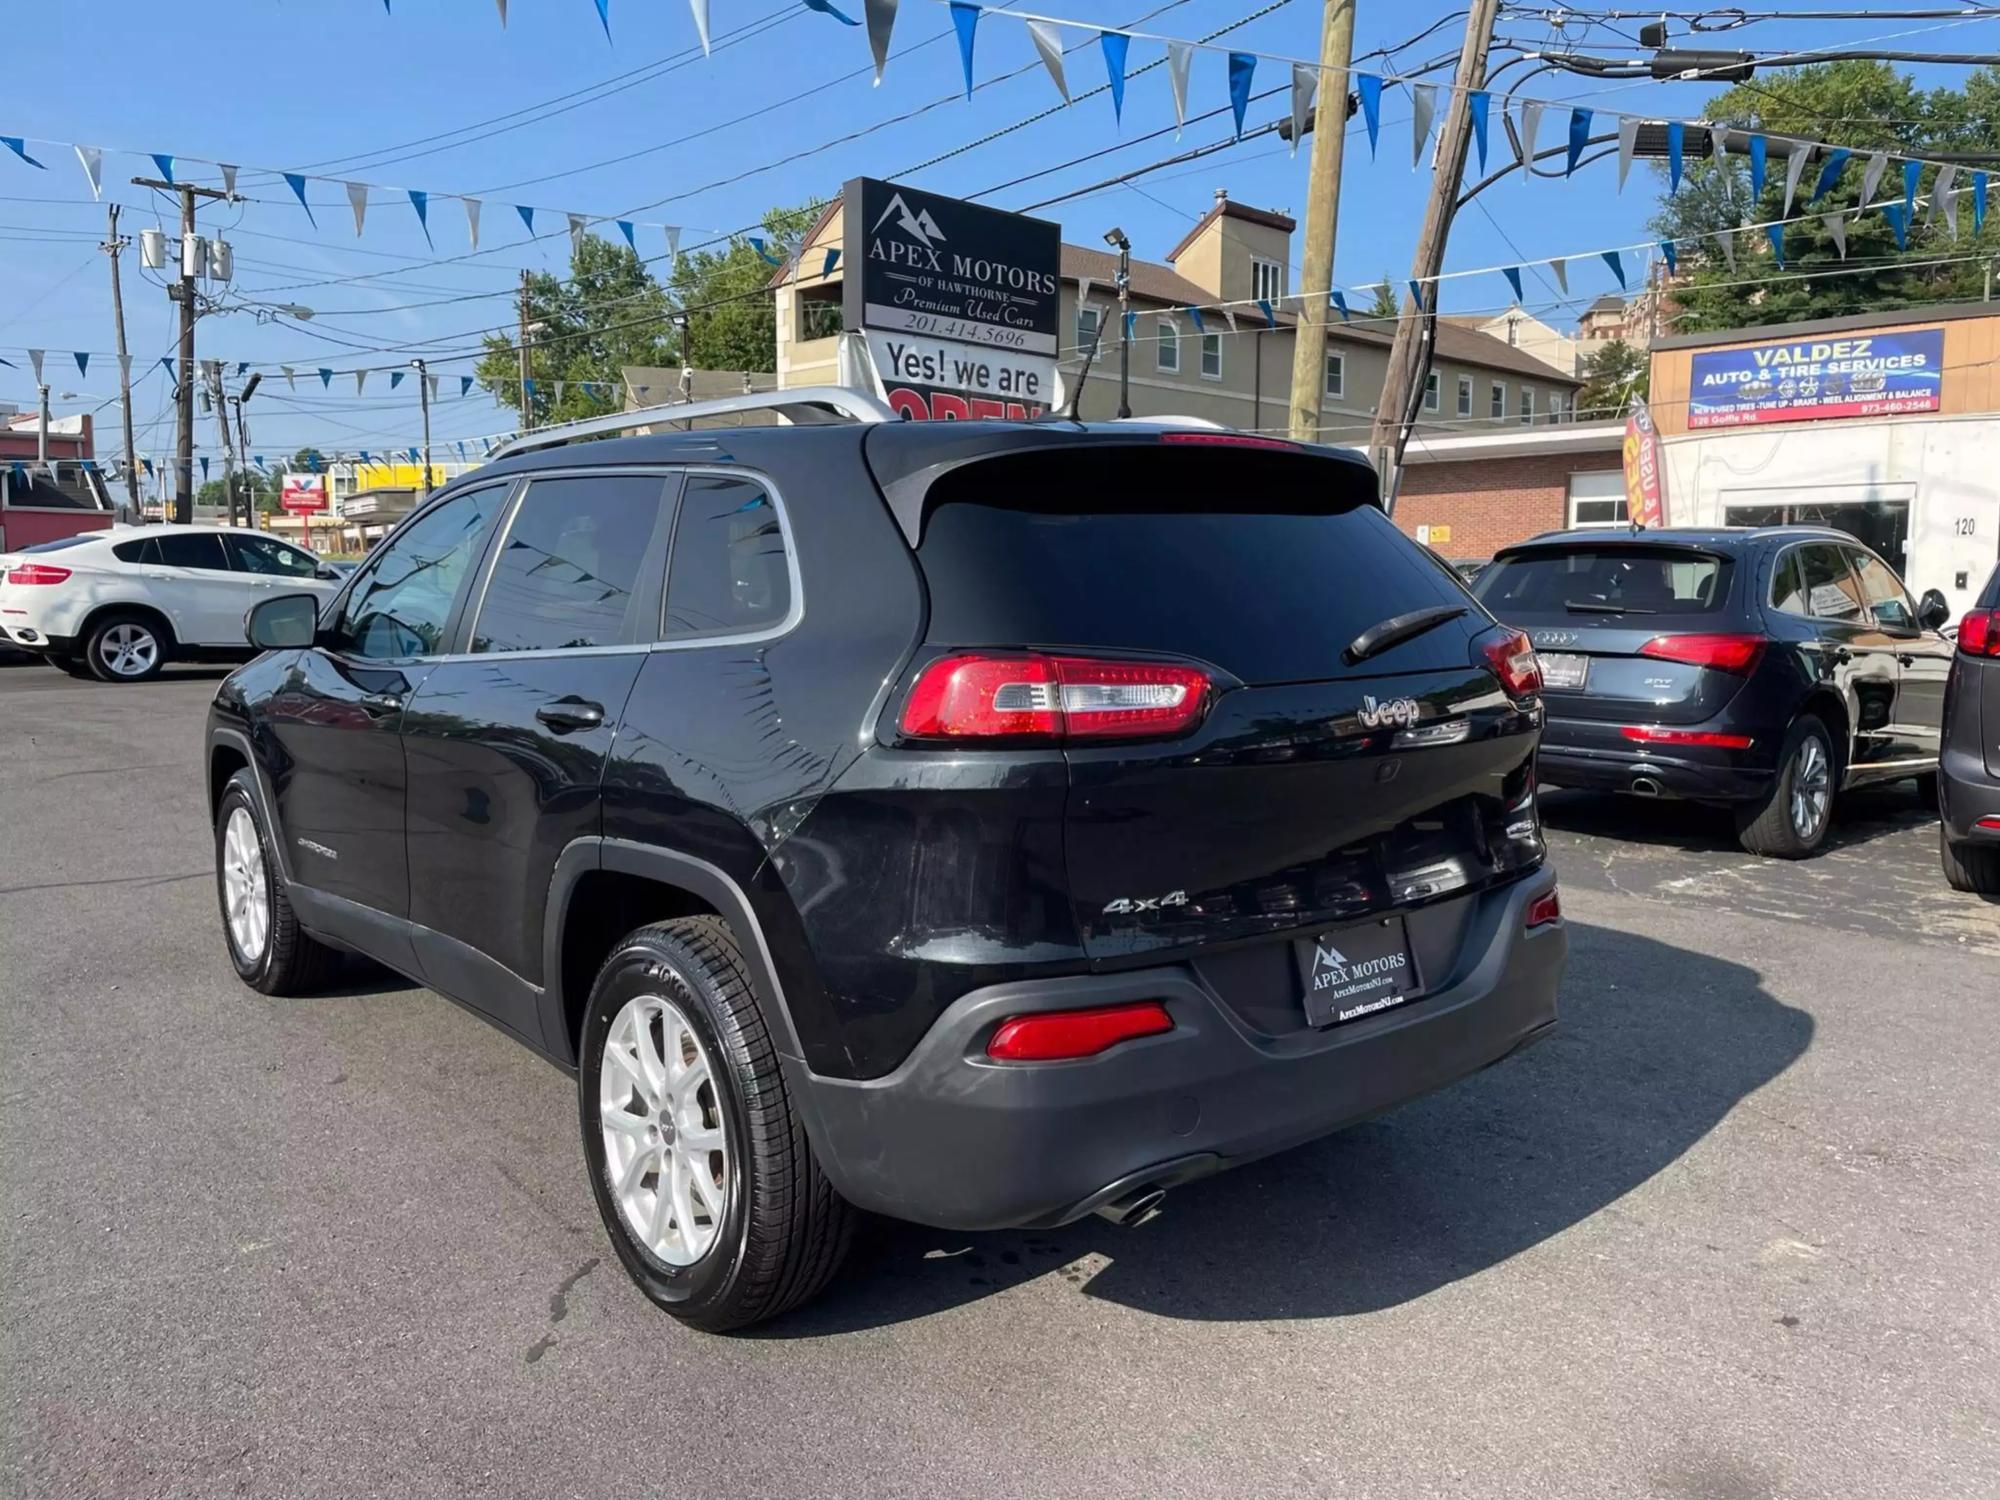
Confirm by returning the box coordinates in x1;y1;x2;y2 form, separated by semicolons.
488;384;899;460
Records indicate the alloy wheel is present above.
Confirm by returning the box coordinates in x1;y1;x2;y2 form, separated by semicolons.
599;994;730;1267
221;806;270;961
97;623;158;678
1790;736;1831;840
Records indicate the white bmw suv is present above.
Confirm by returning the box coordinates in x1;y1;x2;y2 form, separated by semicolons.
0;525;343;682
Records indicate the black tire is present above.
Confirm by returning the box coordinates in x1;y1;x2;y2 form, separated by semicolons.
1913;771;1940;810
578;916;853;1333
49;655;97;679
1941;825;2000;894
1736;714;1837;859
83;610;168;683
214;771;340;995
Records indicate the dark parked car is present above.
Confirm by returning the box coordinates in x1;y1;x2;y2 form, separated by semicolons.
205;392;1565;1330
1939;564;2000;893
1475;526;1955;858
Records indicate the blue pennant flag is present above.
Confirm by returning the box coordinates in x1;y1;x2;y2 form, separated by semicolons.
617;220;636;248
236;361;248;377
1099;32;1130;123
949;2;979;100
802;0;860;21
10;463;25;485
1659;240;1677;275
359;451;371;465
1566;107;1592;176
390;371;405;389
522;378;538;399
1121;310;1136;343
1810;148;1850;205
1228;53;1256;141
1258;297;1276;328
3;136;46;169
81;459;96;473
1357;74;1382;157
1601;249;1626;288
517;204;536;234
318;368;334;388
407;447;420;463
1881;202;1909;250
1407;280;1425;312
1189;306;1206;333
1501;266;1523;303
592;0;610;38
1667;121;1684;195
1975;171;1989;234
1749;134;1768;199
1903;158;1921;217
822;247;840;277
0;356;10;368
1766;223;1786;267
460;376;475;397
1468;91;1490;173
141;458;152;478
284;173;317;227
408;189;432;248
74;351;89;377
1329;290;1349;322
159;356;174;374
200;457;209;481
747;236;782;266
456;441;467;461
151;154;175;185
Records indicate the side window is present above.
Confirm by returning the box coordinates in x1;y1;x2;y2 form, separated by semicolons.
226;534;318;577
1847;547;1915;631
662;475;794;640
1771;549;1809;616
155;533;228;570
332;487;506;660
112;537;162;566
470;474;671;653
1797;544;1862;622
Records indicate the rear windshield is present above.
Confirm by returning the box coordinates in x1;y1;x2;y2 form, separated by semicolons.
914;448;1482;684
1475;546;1731;616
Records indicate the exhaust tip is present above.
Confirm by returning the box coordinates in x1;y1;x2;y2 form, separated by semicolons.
1093;1186;1167;1228
1630;775;1663;798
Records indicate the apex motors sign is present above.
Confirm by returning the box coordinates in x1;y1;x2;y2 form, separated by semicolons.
1687;327;1945;429
842;176;1060;416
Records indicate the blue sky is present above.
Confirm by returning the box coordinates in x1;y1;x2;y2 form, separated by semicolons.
1;0;1988;463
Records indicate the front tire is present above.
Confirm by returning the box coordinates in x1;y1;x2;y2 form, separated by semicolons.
1736;715;1836;858
578;916;853;1333
214;771;340;995
85;611;167;682
1941;825;2000;894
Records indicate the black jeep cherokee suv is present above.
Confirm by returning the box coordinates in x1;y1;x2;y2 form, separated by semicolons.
207;412;1565;1329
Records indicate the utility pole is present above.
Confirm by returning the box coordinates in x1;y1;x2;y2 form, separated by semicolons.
36;382;50;466
209;365;238;528
1104;228;1133;419
232;393;254;527
133;177;227;524
411;358;434;493
1288;0;1359;442
101;204;142;520
1367;0;1502;511
518;269;534;425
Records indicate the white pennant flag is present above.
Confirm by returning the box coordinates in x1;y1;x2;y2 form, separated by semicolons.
1027;21;1069;104
465;197;482;251
1290;65;1317;160
1516;101;1543;169
74;145;103;200
1166;41;1193;138
356;370;368;396
1075;275;1093;330
1719;232;1736;273
118;352;131;382
688;0;711;55
1859;152;1888;207
220;164;238;198
496;0;507;22
865;0;898;84
568;213;587;255
1616;118;1640;190
555;382;568;402
1711;126;1730;167
282;366;297;392
346;182;368;237
1222;307;1238;335
1936;163;1961;237
665;225;682;264
1781;142;1811;218
1549;258;1567;295
427;374;440;403
1824;214;1848;259
1411;84;1437;169
27;349;43;383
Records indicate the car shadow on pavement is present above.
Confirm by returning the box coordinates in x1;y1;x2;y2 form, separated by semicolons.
1539;784;1932;857
757;919;1811;1335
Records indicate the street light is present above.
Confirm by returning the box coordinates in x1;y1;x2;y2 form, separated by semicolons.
410;358;433;493
1104;226;1132;419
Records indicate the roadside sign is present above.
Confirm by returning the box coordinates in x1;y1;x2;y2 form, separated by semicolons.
280;473;328;514
1687;327;1945;429
1623;397;1666;528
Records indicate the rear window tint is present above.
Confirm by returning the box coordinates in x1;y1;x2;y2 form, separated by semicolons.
914;448;1477;684
1476;547;1729;615
23;535;96;553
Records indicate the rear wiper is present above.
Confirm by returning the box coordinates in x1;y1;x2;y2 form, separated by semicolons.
1563;600;1655;615
1344;604;1467;665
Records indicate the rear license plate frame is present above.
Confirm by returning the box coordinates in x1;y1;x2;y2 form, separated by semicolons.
1293;916;1423;1030
1538;651;1589;691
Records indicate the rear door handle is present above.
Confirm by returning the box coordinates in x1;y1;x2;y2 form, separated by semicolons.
536;698;605;734
1896;652;1917;667
359;691;405;716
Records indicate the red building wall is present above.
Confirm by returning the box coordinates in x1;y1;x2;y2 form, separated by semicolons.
1392;453;1623;559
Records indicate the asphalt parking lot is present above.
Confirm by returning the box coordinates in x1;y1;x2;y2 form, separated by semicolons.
4;662;1997;1499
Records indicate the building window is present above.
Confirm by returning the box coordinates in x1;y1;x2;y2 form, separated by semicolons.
1200;333;1222;380
1077;305;1102;352
1324;352;1344;398
1567;471;1628;529
1550;391;1569;423
1456;374;1473;418
798;290;842;341
1424;372;1441;412
1155;319;1180;373
1490;382;1506;419
1252;258;1285;302
1519;388;1535;425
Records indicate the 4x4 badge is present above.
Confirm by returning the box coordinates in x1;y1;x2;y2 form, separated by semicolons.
1102;890;1190;916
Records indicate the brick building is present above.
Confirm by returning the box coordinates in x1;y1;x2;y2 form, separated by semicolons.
1388;423;1627;564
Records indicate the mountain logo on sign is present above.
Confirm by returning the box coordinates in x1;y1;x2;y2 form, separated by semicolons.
873;193;946;250
1313;942;1349;970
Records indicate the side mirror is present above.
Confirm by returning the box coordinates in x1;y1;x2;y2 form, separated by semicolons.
246;592;320;650
315;565;342;581
1917;588;1952;632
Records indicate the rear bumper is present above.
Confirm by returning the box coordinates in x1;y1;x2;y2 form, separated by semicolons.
0;625;75;654
1538;715;1776;801
787;869;1564;1231
1940;752;2000;842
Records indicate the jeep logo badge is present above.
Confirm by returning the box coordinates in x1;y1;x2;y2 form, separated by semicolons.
1357;695;1421;729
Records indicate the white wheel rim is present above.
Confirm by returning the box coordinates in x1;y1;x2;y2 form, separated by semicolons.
221;806;270;961
599;994;730;1267
1792;736;1831;838
98;622;158;677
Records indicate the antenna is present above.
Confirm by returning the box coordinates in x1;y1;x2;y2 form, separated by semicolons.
1062;321;1105;423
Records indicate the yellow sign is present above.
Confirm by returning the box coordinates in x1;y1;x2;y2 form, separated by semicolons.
349;460;466;491
1427;524;1451;545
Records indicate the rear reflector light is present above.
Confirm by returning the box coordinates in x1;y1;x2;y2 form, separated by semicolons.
1958;609;1998;657
1978;815;2000;832
1157;431;1299;450
1526;889;1562;928
900;653;1212;742
1639;633;1764;673
1476;627;1542;699
1619;725;1755;749
986;1002;1174;1061
5;564;71;585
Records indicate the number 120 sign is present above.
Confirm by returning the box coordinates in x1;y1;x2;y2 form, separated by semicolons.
281;474;328;514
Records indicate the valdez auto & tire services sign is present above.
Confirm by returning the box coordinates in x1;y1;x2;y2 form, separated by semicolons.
1687;327;1945;429
842;176;1060;418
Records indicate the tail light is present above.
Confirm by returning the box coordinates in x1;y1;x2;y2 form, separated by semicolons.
1959;609;1998;657
1158;432;1299;451
986;1001;1174;1061
900;653;1212;742
1526;888;1562;928
1619;725;1755;749
1476;627;1542;700
1639;633;1764;673
5;564;71;586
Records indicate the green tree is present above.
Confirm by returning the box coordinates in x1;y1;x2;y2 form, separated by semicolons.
1651;61;2000;332
667;201;826;370
1367;275;1400;321
1576;340;1649;418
